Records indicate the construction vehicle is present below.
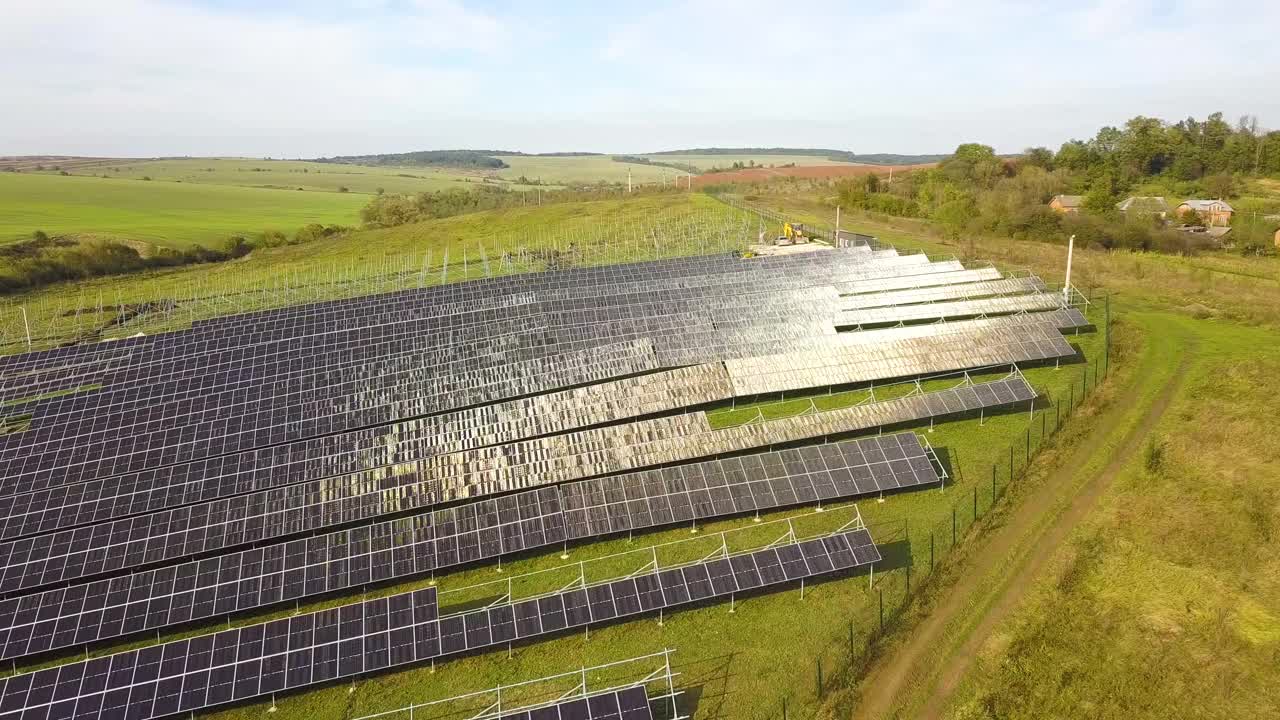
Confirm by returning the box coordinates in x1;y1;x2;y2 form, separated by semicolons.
777;222;809;245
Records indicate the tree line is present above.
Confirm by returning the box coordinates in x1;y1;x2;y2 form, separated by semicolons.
0;222;354;295
834;112;1280;255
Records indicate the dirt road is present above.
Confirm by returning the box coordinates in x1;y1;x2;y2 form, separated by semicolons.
854;323;1195;720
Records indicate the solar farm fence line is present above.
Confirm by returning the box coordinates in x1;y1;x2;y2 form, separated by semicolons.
349;649;684;720
777;299;1113;719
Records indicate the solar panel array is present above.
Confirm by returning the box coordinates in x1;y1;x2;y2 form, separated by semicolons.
0;528;878;720
0;246;1090;717
0;433;938;660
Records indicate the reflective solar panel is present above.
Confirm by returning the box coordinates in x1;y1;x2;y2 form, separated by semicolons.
0;528;877;720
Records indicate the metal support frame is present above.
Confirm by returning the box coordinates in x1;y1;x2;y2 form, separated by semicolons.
350;649;688;720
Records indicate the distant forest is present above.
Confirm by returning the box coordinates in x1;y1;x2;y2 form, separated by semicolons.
647;148;949;165
311;150;509;169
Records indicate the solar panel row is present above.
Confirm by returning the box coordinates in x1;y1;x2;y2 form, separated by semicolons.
0;375;1027;596
0;529;879;720
839;292;1068;327
0;433;936;658
0;310;1065;506
0;248;872;384
838;275;1050;310
0;363;734;541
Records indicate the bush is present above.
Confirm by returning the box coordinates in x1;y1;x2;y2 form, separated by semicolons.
260;229;289;247
0;232;255;295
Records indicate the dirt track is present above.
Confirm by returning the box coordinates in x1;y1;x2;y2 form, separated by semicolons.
854;326;1195;720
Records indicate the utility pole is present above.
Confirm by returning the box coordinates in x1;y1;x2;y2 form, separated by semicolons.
627;168;632;193
1063;234;1075;304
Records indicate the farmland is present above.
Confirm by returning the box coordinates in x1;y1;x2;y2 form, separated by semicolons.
0;172;369;248
60;158;530;195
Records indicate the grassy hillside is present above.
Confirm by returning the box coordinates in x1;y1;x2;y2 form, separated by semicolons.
0;172;369;248
943;316;1280;720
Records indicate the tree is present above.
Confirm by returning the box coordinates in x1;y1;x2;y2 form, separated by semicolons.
1021;147;1054;170
1204;172;1236;199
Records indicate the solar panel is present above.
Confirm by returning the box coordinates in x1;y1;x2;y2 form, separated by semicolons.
0;528;877;720
838;276;1048;310
0;373;1023;598
838;293;1067;327
497;686;652;720
0;434;935;660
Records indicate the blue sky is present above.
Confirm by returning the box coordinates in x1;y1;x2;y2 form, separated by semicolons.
3;0;1278;157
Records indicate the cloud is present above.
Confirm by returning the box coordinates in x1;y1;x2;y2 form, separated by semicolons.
1;0;1277;156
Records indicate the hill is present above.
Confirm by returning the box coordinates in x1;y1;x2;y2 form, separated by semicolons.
310;149;509;169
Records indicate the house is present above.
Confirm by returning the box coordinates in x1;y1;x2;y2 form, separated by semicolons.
1048;195;1084;214
1176;199;1234;226
1115;196;1169;219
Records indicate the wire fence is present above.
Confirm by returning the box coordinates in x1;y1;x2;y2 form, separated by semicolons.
774;294;1111;720
0;205;759;355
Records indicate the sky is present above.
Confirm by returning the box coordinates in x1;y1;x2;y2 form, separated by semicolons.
3;0;1279;158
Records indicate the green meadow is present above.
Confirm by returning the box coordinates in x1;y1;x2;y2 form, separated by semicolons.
0;172;369;248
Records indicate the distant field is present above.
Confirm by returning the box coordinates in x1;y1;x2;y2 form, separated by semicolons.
644;153;859;170
36;157;541;195
692;162;933;187
495;156;688;185
0;172;368;248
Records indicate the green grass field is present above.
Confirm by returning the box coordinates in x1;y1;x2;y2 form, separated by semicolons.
0;172;370;248
75;158;533;195
941;315;1280;720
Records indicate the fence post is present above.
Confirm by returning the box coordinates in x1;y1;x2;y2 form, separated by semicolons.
1009;446;1014;481
929;531;934;572
991;464;997;502
1105;293;1111;375
849;621;855;660
1025;428;1031;465
906;561;911;596
1041;412;1047;445
972;487;978;520
1069;383;1075;411
816;658;823;698
879;589;885;632
952;507;957;546
783;698;788;720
